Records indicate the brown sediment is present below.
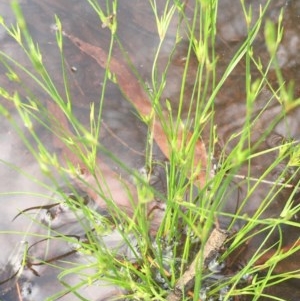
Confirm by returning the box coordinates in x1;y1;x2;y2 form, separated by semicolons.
253;238;300;274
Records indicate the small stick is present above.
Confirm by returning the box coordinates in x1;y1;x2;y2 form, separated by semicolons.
231;174;295;189
166;228;229;301
16;281;23;301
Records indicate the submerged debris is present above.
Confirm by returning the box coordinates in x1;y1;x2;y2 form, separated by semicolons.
0;241;28;296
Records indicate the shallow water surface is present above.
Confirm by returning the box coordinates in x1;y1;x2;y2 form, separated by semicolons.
0;1;168;300
0;0;300;300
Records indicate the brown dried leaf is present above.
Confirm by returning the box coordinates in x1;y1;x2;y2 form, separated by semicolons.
63;32;208;187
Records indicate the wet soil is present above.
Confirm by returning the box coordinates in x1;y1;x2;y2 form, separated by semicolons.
0;0;300;300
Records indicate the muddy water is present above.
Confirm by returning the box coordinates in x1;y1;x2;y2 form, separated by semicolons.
0;0;300;300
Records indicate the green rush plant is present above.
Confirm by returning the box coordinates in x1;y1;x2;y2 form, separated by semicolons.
0;0;300;300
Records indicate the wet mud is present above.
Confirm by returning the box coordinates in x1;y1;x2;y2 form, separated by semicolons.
0;0;300;300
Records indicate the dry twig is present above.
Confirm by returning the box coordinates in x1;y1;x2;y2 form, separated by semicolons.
166;228;229;301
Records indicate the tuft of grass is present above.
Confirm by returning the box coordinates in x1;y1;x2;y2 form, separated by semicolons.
0;0;299;300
